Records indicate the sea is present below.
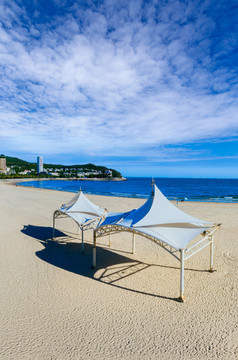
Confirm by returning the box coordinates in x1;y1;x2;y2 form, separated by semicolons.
18;177;238;203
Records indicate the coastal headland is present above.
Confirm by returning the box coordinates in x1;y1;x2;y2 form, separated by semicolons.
0;155;124;180
0;182;237;359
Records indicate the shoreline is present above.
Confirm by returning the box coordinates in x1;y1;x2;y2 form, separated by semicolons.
0;176;126;184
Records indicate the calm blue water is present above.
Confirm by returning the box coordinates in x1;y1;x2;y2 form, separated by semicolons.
18;177;238;203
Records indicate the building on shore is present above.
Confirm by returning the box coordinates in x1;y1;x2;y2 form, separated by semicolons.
37;156;43;174
0;158;7;174
105;169;112;177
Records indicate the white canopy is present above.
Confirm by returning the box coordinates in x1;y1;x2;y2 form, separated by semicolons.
59;190;106;227
53;183;219;301
99;183;212;250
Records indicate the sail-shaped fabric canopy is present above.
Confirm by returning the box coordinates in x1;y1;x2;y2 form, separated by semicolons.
58;190;106;226
53;190;106;253
89;181;220;301
98;184;212;250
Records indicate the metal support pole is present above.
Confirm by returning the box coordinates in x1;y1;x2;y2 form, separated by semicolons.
179;249;186;302
81;228;84;253
209;235;214;272
92;230;96;268
109;233;111;247
53;214;55;240
132;233;135;254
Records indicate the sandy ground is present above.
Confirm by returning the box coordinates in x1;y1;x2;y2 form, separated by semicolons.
0;182;237;360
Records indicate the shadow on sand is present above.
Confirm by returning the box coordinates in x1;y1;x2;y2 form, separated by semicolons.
21;225;209;302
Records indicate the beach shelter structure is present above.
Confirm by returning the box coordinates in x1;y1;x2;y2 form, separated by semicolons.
53;190;106;252
93;181;221;301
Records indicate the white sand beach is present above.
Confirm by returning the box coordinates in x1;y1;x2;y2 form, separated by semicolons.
0;182;237;359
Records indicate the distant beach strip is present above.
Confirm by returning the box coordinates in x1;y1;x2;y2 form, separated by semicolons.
17;177;238;203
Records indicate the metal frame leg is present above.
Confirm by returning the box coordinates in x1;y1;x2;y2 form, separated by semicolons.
209;235;214;272
53;214;55;240
109;233;111;247
92;230;96;268
179;249;186;302
81;228;84;253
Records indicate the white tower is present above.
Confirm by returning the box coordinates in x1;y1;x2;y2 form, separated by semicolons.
37;156;43;174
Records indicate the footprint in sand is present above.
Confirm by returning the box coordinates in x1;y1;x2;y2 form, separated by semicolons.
223;251;236;265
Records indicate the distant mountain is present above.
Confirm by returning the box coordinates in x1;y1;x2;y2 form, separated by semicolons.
0;155;122;178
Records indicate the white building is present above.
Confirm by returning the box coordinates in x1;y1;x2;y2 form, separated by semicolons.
19;170;30;175
105;169;112;177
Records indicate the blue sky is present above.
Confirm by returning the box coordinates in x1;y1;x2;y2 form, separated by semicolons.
0;0;238;177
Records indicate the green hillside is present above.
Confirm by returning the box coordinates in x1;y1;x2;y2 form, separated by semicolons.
0;154;32;167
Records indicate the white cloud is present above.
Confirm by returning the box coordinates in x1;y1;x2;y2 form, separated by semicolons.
0;0;237;163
